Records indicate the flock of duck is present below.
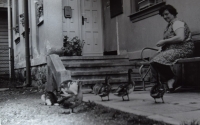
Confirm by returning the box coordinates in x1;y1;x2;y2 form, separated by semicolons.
41;68;165;113
91;69;165;103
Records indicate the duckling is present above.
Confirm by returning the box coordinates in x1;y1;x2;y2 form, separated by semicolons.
92;76;112;101
150;82;165;103
58;80;83;113
113;69;135;101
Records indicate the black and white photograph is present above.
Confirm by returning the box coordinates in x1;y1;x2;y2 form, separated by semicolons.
0;0;200;125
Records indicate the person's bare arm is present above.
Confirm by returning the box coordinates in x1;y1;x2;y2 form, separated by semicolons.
156;27;185;47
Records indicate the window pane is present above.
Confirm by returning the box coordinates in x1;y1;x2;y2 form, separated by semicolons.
110;0;123;18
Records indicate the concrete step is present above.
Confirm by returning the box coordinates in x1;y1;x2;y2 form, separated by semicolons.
60;55;128;60
71;70;127;76
61;55;143;88
77;78;128;85
65;65;136;72
64;62;135;68
61;55;129;63
71;73;127;80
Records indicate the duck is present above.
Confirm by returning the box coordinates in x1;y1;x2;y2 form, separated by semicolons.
92;76;112;101
113;69;135;101
58;80;83;113
150;82;165;103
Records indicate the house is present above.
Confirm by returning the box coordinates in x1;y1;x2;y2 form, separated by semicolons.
6;0;200;90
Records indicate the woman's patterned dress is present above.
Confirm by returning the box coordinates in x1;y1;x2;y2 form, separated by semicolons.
150;19;194;65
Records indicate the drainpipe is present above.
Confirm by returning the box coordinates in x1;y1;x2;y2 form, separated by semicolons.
7;0;14;81
24;0;31;87
116;17;120;55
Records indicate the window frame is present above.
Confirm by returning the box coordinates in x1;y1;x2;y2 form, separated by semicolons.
129;0;166;23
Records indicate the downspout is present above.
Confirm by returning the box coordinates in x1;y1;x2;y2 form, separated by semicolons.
7;0;14;80
24;0;31;87
116;17;120;55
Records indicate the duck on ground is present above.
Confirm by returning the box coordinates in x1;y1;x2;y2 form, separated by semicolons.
92;76;112;101
58;80;83;113
113;69;135;101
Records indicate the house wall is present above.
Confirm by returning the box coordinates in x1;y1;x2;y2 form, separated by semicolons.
43;0;63;49
102;0;133;53
102;0;200;58
13;0;63;69
12;0;63;87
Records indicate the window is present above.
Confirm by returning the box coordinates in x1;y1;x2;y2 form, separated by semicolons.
110;0;123;18
129;0;165;22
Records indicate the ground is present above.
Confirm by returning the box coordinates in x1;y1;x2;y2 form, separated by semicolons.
0;87;170;125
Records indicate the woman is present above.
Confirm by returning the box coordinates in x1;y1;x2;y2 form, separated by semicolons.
150;5;194;92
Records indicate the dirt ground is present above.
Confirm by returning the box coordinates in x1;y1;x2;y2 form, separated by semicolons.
0;87;170;125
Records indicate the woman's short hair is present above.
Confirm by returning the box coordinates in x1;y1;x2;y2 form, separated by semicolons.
159;5;178;17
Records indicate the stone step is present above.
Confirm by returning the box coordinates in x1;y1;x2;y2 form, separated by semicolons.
61;55;129;64
64;62;135;68
66;65;136;72
60;55;146;89
63;59;129;64
77;77;149;85
71;70;128;76
71;69;141;77
60;55;128;60
77;78;128;85
72;73;127;80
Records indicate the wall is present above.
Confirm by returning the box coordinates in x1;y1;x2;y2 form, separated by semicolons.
12;0;63;87
13;0;64;69
43;0;63;49
102;0;200;58
102;0;134;53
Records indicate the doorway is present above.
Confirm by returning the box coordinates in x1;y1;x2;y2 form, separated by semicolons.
62;0;103;56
